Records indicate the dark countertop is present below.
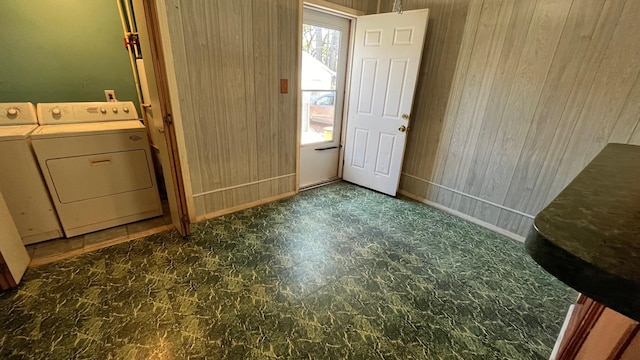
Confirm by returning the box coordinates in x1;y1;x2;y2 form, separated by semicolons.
526;143;640;322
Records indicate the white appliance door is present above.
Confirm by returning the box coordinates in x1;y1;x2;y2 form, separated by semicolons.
46;150;153;203
342;9;429;196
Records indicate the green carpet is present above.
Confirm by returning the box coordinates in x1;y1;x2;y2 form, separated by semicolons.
0;182;576;359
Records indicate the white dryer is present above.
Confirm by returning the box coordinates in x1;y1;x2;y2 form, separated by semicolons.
0;102;62;244
31;102;162;237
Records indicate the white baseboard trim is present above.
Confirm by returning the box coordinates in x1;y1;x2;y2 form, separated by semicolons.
300;178;341;191
192;173;296;198
398;190;526;243
400;173;535;219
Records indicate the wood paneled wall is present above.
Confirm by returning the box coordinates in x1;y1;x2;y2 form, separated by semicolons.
160;0;298;220
159;0;640;232
327;0;379;14
157;0;374;221
399;0;640;238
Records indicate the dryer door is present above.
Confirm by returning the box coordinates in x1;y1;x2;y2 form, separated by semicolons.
32;130;163;237
46;150;153;203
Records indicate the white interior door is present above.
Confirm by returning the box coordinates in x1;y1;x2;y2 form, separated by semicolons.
299;8;350;188
343;9;429;196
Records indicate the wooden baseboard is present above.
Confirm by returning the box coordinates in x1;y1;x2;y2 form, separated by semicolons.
195;191;298;223
398;190;525;243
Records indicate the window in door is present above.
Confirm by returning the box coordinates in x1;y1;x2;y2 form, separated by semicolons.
300;12;348;145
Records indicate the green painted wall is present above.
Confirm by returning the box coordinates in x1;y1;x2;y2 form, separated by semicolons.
0;0;139;108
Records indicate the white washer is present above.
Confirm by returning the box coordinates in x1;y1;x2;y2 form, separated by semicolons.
31;102;162;237
0;102;63;244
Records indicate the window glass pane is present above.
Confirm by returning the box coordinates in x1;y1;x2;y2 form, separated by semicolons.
301;24;342;91
301;90;335;145
301;23;341;145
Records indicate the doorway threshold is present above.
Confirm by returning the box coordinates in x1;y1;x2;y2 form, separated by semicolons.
26;202;173;267
300;178;342;191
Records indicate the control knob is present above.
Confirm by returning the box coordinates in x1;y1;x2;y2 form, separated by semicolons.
51;107;62;116
123;107;130;113
100;108;107;114
7;108;19;116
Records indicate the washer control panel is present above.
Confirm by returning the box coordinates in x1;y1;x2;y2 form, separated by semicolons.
37;102;139;125
0;102;38;126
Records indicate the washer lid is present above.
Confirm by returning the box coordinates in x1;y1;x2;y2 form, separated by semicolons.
0;124;39;140
30;120;145;139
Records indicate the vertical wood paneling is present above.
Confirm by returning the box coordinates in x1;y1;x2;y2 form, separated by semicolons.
471;0;573;224
608;75;640;144
277;0;298;194
326;0;379;14
253;0;275;199
631;130;640;145
217;1;246;210
242;0;259;203
399;0;640;238
448;1;514;212
457;0;537;215
546;0;640;203
424;1;484;205
396;0;472;197
162;0;298;218
497;0;611;232
516;0;627;225
399;0;476;203
436;0;511;209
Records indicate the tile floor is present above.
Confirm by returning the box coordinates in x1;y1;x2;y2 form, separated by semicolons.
0;182;576;359
26;202;173;267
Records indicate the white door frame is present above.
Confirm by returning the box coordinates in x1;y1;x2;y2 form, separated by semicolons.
299;7;351;188
299;1;359;189
338;14;357;180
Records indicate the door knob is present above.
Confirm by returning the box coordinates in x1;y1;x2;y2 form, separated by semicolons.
398;125;407;132
402;113;410;120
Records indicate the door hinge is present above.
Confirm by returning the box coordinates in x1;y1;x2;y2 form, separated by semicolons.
124;32;139;49
180;215;191;236
163;113;173;125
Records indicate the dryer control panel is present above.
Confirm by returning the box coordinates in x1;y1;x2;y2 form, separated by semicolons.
37;102;139;125
0;102;38;126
